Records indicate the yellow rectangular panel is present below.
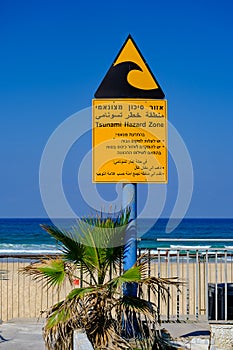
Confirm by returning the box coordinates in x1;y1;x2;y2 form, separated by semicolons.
92;99;167;183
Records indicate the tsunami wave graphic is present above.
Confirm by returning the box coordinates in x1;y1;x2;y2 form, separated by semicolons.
95;35;165;99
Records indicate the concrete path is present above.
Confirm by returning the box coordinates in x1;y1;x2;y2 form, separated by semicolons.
0;319;45;350
162;321;210;339
0;318;210;349
161;321;210;349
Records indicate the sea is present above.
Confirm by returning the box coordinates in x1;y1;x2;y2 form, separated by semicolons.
0;218;233;255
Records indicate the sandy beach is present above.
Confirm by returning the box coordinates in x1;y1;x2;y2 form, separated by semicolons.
0;258;73;321
1;255;232;322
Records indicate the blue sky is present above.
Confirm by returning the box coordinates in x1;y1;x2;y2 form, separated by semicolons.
0;0;233;218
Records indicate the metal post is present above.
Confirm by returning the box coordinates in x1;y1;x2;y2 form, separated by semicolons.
215;251;218;321
177;250;180;321
158;249;161;324
186;250;190;320
167;250;170;321
224;250;228;321
148;249;151;302
195;250;199;319
205;250;209;320
122;183;138;337
122;183;137;277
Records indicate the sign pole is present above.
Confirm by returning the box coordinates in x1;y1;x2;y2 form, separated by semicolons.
122;183;137;296
122;182;138;337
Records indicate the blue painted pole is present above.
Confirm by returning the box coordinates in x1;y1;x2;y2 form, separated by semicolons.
122;183;138;337
122;183;137;296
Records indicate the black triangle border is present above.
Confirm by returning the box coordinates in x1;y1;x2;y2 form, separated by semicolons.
94;34;165;99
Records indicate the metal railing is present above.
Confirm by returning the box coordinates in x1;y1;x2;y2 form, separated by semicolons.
138;247;233;322
1;248;233;322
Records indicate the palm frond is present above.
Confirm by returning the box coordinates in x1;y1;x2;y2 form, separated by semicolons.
67;286;97;300
107;267;140;292
80;209;130;250
120;266;142;282
45;305;70;330
37;259;66;287
41;224;85;262
120;295;154;316
41;225;100;284
20;258;69;290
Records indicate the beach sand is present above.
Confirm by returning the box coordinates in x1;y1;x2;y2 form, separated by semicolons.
0;258;73;321
0;257;233;322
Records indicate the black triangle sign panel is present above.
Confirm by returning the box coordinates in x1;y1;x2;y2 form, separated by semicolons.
95;35;165;99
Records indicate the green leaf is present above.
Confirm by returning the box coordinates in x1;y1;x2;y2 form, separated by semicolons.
120;266;141;282
67;287;97;300
45;307;70;329
107;266;142;292
41;225;87;264
38;259;66;288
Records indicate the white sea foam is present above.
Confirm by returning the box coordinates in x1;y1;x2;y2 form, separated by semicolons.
0;244;61;255
170;245;211;250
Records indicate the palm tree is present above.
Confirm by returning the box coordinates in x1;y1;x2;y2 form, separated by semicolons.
21;212;179;350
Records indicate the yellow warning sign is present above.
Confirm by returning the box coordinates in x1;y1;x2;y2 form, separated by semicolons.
92;99;167;183
94;35;164;99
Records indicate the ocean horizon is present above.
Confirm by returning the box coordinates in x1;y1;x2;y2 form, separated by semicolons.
0;218;232;254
